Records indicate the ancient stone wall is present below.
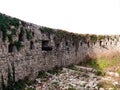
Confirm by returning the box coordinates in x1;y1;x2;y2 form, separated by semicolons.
0;13;120;86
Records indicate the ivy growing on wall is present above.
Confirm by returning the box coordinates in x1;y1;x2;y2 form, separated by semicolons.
26;29;32;40
40;27;55;34
14;41;23;51
90;35;97;43
11;29;17;35
9;18;19;28
1;62;35;90
1;75;6;90
0;13;20;42
7;34;13;42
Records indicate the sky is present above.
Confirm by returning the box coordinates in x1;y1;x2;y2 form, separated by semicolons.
0;0;120;35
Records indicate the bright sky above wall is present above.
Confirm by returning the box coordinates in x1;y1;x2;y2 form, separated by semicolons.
0;0;120;34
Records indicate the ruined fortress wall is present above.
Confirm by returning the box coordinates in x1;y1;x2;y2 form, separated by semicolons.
0;13;120;83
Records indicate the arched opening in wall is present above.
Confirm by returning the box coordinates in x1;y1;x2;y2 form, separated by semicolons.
99;41;102;46
72;42;74;46
42;40;52;51
30;41;34;50
8;43;14;53
65;41;68;46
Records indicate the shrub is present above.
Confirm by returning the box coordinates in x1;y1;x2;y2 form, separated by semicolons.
37;71;47;78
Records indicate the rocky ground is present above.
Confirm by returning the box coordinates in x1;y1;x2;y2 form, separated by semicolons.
26;65;120;90
100;64;120;90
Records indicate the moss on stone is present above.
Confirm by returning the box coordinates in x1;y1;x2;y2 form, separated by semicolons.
97;35;105;41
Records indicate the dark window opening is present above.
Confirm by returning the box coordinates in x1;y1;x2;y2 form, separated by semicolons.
65;42;68;46
42;40;52;51
42;40;49;47
8;43;14;53
72;42;74;46
56;43;60;48
30;41;34;49
100;41;102;46
80;42;83;46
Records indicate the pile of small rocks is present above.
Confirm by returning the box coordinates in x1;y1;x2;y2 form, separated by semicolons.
26;65;120;90
35;66;101;90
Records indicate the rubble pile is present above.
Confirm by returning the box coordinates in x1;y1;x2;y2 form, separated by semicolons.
35;66;101;90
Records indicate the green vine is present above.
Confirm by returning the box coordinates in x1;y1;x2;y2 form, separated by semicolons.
90;35;97;43
14;41;23;51
0;13;19;42
7;34;13;42
40;27;55;34
26;29;32;40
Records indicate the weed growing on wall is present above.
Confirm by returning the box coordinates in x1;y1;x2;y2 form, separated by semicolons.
14;41;23;51
0;13;20;42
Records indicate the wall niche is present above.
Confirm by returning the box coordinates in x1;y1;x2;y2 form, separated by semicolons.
42;40;52;51
30;41;34;50
8;43;14;53
99;41;102;46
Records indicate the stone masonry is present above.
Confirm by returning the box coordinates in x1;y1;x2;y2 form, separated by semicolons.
0;13;120;87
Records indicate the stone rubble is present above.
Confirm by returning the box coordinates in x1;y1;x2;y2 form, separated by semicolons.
101;71;120;89
24;65;120;90
35;66;101;90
